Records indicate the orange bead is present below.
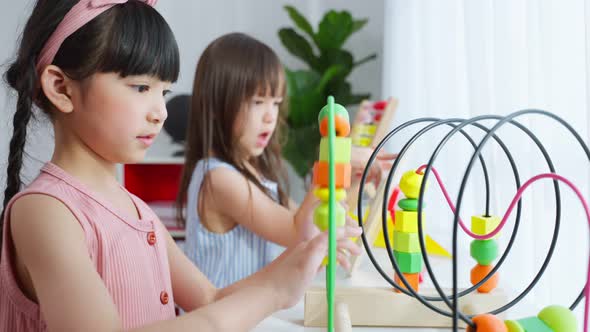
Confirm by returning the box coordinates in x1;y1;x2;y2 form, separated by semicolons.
394;272;420;293
466;314;507;332
312;162;351;189
320;115;351;137
470;264;499;293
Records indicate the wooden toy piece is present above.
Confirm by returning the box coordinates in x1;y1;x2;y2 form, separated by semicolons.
314;188;347;202
471;215;501;238
319;137;352;163
373;212;394;248
314;202;346;231
466;314;507;332
393;231;421;253
399;169;427;199
347;178;388;275
393;250;422;273
470;264;499;293
394;272;420;293
470;239;499;266
313;161;351;188
394;210;425;233
345;98;398;227
398;198;425;211
516;317;553;332
537;305;578;332
304;286;508;328
335;302;353;332
504;320;524;332
425;235;452;258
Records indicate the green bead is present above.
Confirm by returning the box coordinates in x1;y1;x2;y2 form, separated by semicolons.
504;320;524;332
393;231;421;253
470;239;498;266
517;317;553;332
393;250;422;273
319;137;351;163
318;102;349;123
538;305;577;332
397;198;426;211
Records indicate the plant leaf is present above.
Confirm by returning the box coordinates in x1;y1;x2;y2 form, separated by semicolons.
315;10;354;51
353;53;377;68
318;49;354;79
316;65;345;93
284;5;315;39
278;28;319;69
284;69;326;128
352;18;368;34
282;124;321;177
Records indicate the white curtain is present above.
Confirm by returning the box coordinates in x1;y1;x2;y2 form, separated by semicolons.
382;0;590;323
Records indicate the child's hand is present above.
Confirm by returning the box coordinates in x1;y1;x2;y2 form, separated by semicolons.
294;189;321;242
295;190;354;242
264;225;363;309
351;146;397;186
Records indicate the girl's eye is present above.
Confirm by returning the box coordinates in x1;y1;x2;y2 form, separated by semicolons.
163;89;172;97
132;85;150;93
253;100;264;105
274;101;282;106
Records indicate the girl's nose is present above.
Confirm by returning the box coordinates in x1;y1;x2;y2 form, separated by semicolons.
148;102;168;124
263;106;276;123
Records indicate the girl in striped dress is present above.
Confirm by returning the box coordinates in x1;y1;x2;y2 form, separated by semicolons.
0;2;363;331
177;33;364;288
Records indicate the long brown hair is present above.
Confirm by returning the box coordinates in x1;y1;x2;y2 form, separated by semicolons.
176;32;288;227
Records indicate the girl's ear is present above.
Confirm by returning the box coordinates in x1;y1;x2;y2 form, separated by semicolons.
39;65;77;114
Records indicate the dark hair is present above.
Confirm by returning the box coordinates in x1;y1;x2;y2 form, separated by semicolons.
176;32;288;227
1;0;180;253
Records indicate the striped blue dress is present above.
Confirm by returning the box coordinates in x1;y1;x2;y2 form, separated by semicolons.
184;158;282;287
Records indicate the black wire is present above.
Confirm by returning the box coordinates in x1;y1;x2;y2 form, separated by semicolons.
421;112;557;329
374;117;520;327
357;117;501;326
356;110;590;331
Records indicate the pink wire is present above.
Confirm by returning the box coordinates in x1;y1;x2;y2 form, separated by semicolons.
417;165;502;240
413;166;589;330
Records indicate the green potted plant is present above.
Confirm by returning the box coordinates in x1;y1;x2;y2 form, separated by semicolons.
279;5;376;178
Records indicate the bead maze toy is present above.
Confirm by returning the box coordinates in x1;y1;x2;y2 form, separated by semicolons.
305;110;590;331
312;96;352;332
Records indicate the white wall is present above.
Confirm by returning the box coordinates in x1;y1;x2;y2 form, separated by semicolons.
0;0;385;204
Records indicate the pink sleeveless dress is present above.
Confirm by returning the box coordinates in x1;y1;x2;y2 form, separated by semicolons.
0;162;176;330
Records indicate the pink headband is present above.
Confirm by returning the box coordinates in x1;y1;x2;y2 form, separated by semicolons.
36;0;158;75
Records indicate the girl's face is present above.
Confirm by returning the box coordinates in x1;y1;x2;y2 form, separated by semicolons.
234;92;282;160
65;72;171;163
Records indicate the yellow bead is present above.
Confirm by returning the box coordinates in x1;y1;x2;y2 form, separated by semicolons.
313;188;347;202
399;170;427;199
314;202;346;231
394;210;425;233
471;215;501;239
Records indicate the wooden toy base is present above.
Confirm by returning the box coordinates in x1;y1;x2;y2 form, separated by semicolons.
304;287;507;328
